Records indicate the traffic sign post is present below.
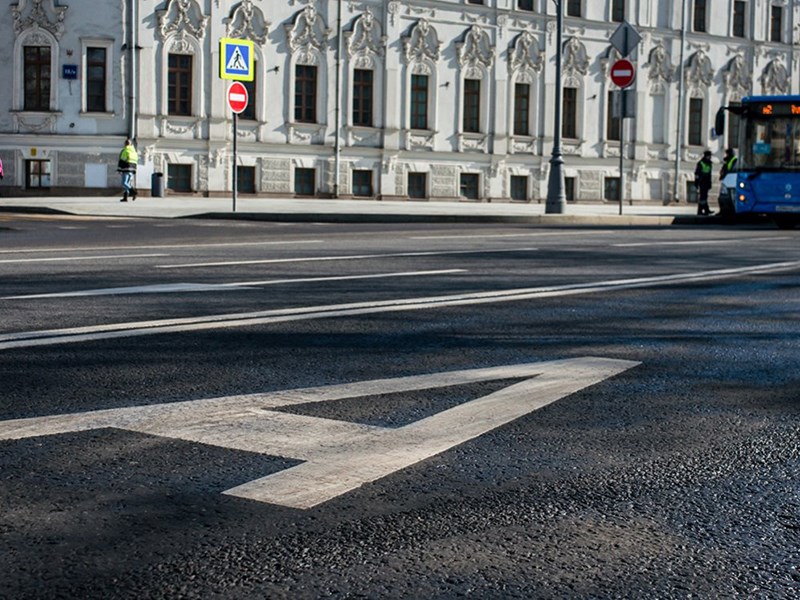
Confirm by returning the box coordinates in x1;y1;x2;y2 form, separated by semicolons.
227;82;249;212
609;21;641;215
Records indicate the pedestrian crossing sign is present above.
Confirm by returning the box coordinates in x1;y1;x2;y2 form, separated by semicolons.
220;38;254;81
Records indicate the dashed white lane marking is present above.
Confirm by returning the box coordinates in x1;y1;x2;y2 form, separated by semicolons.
613;236;789;247
0;261;797;350
0;240;322;255
2;270;465;299
0;357;639;509
0;254;169;264
156;247;538;269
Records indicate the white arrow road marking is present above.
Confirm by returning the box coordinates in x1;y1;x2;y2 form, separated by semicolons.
0;357;638;509
1;261;798;350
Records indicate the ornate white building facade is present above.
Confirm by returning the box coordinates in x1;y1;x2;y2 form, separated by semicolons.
1;0;798;202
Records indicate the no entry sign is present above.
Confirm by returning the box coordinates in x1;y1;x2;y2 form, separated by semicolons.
610;59;635;88
227;81;248;114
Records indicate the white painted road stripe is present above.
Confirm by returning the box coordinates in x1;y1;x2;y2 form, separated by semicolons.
0;357;639;509
156;247;538;269
0;240;322;255
2;270;465;300
0;253;169;264
614;236;790;247
0;261;797;350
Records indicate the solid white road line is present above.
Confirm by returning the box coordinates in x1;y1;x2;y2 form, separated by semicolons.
613;236;790;247
0;240;322;255
0;357;639;509
2;270;466;300
156;247;538;269
0;261;798;350
0;253;169;264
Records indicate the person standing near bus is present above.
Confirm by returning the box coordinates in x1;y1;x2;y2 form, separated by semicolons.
720;148;737;180
694;150;713;215
117;138;138;202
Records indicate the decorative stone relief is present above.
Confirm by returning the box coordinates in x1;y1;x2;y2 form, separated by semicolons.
261;158;292;194
405;130;435;151
458;134;488;153
723;55;751;100
345;8;385;59
761;59;789;94
509;31;543;74
12;113;57;134
457;25;494;70
12;0;67;40
562;38;589;87
403;19;441;63
647;43;674;93
157;0;209;40
226;0;270;44
684;50;713;93
431;164;458;197
286;5;329;55
197;155;209;191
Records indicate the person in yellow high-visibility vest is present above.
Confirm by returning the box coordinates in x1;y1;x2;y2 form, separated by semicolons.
117;138;138;202
719;148;738;180
694;150;714;216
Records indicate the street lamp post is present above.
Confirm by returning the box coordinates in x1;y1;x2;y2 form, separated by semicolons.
545;0;566;214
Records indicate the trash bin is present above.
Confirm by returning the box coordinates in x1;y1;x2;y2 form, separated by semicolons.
151;172;164;197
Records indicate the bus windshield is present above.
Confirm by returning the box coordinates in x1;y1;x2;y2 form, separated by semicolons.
741;116;800;170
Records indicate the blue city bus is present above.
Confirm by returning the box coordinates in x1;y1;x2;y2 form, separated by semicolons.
716;95;800;228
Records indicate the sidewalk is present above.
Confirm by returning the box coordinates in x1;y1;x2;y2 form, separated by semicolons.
0;194;712;226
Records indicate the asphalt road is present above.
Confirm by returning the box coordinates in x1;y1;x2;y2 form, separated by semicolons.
1;214;799;599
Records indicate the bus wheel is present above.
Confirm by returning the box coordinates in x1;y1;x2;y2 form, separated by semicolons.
774;216;799;230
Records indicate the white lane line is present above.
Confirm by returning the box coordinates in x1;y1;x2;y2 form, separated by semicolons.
614;236;790;247
2;270;465;300
0;253;169;264
1;261;797;350
156;247;538;269
409;231;597;240
0;357;639;509
0;240;322;255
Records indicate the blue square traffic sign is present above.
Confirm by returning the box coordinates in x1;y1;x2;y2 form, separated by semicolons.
220;38;254;81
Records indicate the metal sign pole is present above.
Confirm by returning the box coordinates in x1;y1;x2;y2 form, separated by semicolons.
619;94;624;215
232;112;237;213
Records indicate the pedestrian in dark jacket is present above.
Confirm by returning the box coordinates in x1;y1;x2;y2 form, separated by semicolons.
694;150;713;215
117;138;138;202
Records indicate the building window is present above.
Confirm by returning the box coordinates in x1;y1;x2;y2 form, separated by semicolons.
518;0;534;11
770;5;782;42
26;160;51;188
467;0;484;4
167;164;192;193
237;166;256;194
353;69;373;127
460;173;480;200
563;87;578;139
510;175;528;201
565;177;576;201
168;54;192;116
294;168;315;195
240;61;257;121
85;47;107;112
24;46;51;111
607;91;621;141
733;1;746;38
688;98;703;146
566;0;581;17
463;79;481;133
612;0;625;22
604;177;621;201
513;83;530;136
410;74;429;130
352;170;373;197
408;172;427;199
294;64;317;123
693;0;707;32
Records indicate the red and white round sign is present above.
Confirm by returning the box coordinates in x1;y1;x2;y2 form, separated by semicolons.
227;81;248;114
610;59;636;88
